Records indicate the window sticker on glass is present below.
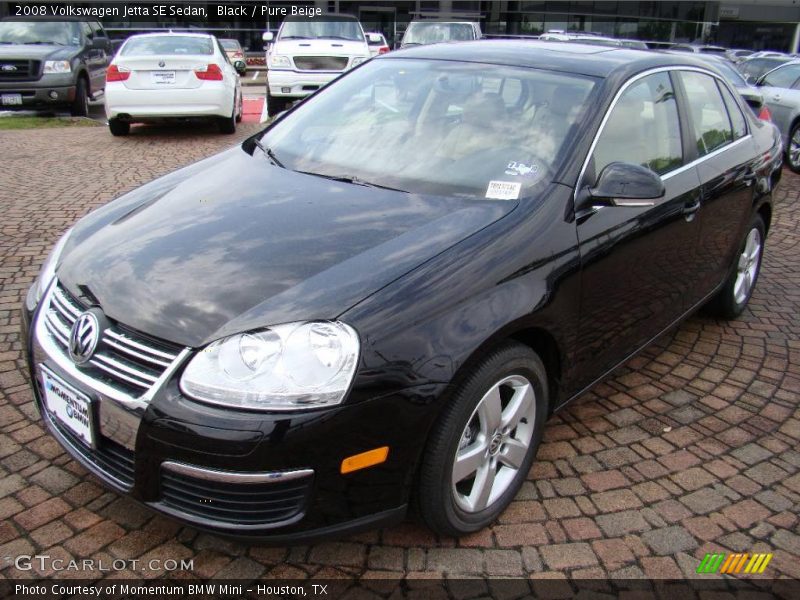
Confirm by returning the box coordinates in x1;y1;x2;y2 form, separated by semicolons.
505;161;540;178
486;180;522;200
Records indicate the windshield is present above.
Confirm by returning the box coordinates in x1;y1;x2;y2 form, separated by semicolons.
263;58;596;198
278;19;364;42
403;23;475;45
121;36;213;56
0;21;79;45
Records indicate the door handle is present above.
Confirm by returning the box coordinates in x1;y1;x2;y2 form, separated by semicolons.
772;94;781;102
682;197;701;221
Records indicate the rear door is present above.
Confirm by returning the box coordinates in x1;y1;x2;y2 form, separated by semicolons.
674;70;759;305
573;71;704;389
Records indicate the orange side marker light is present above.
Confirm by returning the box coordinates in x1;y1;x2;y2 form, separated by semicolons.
341;446;389;474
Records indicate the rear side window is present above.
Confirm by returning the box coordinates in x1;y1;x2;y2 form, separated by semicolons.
717;82;747;140
122;36;213;56
679;71;733;156
761;64;800;89
591;72;683;177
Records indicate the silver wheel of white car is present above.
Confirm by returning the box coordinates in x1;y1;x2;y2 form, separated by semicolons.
452;374;536;513
789;122;800;174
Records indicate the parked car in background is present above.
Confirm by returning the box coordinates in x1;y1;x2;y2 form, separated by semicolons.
400;21;481;47
24;41;781;542
219;38;245;65
755;61;800;172
262;14;372;116
738;55;795;84
104;33;244;136
366;32;390;57
540;32;621;47
0;17;110;116
727;49;754;63
619;39;649;50
669;43;728;55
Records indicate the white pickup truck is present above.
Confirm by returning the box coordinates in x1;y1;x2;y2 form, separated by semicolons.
262;14;378;116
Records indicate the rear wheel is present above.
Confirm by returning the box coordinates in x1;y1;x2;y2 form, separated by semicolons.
707;214;765;319
787;121;800;174
235;90;243;123
218;101;237;134
70;77;89;117
417;343;548;537
108;118;130;136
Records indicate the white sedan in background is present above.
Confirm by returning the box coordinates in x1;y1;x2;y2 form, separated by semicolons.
105;33;244;136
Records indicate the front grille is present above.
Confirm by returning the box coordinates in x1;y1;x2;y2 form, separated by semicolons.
46;408;135;489
0;59;40;81
43;282;184;398
160;469;313;526
293;56;348;71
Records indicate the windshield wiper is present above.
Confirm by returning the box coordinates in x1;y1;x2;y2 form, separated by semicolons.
26;40;65;45
295;170;407;193
321;36;356;41
253;137;284;168
280;35;310;40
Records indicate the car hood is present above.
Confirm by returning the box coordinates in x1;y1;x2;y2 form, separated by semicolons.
57;146;516;348
0;44;75;60
274;39;368;56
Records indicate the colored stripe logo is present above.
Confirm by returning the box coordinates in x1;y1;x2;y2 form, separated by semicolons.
696;553;773;574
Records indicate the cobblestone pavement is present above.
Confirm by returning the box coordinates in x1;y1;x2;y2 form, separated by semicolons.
1;125;798;583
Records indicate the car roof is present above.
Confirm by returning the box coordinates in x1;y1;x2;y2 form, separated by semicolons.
385;39;722;79
125;32;215;39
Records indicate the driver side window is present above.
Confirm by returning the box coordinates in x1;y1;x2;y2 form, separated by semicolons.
592;72;683;180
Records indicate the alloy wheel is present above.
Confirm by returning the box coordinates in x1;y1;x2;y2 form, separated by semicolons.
734;227;762;305
452;374;536;513
790;128;800;170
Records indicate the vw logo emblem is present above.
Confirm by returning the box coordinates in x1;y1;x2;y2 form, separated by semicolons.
68;312;99;365
1;65;17;72
158;60;166;68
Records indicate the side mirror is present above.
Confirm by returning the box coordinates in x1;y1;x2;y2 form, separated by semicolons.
586;162;665;207
262;31;274;43
367;33;383;44
233;60;247;76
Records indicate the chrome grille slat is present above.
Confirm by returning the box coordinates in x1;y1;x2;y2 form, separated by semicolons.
105;329;179;361
90;353;159;385
42;281;186;398
101;338;172;368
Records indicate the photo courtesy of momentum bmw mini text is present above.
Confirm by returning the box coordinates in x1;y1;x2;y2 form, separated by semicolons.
0;0;799;599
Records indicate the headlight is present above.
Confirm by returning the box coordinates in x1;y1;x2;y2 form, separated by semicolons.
350;56;369;68
268;55;291;69
33;228;72;304
44;60;71;74
180;321;360;411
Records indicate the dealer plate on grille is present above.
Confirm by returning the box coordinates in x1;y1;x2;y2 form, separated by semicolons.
40;367;95;448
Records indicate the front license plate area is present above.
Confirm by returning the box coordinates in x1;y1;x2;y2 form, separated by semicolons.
40;367;95;448
1;94;23;106
151;71;176;85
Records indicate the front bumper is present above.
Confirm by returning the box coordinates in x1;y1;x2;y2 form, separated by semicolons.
22;284;442;542
0;79;76;109
266;69;341;98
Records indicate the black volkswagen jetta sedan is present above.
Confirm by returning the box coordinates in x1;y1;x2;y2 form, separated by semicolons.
22;41;783;542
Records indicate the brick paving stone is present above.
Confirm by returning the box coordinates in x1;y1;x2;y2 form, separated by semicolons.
641;526;698;555
0;129;798;583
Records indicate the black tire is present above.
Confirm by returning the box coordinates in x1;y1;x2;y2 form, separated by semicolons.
266;88;287;117
70;77;89;117
787;120;800;174
707;214;766;319
108;119;130;136
218;102;237;134
417;342;548;537
235;91;243;123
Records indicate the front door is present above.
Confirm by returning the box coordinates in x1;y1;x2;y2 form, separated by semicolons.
573;71;703;390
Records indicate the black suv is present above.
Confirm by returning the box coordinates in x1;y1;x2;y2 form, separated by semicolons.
0;18;111;116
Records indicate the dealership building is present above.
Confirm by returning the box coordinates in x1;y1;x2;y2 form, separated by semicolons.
2;1;799;52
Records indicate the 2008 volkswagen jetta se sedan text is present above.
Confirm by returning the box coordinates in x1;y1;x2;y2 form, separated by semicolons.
22;41;783;542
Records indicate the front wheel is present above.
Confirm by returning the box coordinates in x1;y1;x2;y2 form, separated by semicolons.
417;343;548;537
787;121;800;174
70;78;89;117
266;88;288;117
707;214;765;319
